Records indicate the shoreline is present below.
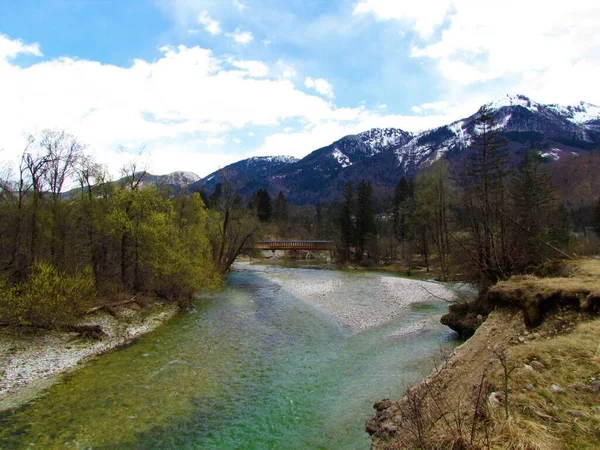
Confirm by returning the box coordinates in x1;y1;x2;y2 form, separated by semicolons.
0;301;179;412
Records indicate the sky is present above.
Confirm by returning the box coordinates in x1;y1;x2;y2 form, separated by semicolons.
1;0;599;178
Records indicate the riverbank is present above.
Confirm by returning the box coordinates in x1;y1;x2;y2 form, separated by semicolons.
0;300;178;412
367;259;600;449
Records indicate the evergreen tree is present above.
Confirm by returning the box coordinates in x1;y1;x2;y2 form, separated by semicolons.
511;149;557;268
393;177;409;243
594;198;600;233
273;191;288;222
208;183;222;209
254;189;272;222
339;181;355;261
356;180;376;258
315;202;323;239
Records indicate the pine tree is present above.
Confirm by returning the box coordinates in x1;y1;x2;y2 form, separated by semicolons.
254;189;272;222
315;202;323;239
273;191;288;222
393;177;409;243
339;181;355;261
594;198;600;233
511;149;557;268
356;180;376;258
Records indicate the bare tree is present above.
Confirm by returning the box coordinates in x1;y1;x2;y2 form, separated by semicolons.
23;135;54;267
209;170;259;273
40;129;85;267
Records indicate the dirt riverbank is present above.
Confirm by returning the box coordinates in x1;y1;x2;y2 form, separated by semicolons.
367;259;600;449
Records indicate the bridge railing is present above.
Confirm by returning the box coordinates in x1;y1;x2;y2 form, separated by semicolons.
253;240;334;251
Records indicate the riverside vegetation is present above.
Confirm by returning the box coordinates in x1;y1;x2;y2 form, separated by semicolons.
0;129;263;334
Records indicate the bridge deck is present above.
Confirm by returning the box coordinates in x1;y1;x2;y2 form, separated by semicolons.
253;240;334;251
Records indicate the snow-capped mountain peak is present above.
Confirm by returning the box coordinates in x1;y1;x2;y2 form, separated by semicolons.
162;171;201;184
356;128;412;153
487;94;540;112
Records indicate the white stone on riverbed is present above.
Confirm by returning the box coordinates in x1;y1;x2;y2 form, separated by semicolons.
0;304;178;411
254;267;456;333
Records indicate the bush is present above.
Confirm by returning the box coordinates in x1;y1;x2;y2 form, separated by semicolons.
0;262;96;328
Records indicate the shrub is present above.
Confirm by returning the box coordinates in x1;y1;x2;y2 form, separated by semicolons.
0;262;96;328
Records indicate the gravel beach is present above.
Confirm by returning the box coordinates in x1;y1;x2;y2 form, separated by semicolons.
0;303;178;411
250;265;456;333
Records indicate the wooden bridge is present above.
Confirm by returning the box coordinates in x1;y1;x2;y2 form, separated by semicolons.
253;240;334;251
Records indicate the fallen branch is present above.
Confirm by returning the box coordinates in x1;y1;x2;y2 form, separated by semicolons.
418;284;455;303
85;295;138;315
0;322;106;339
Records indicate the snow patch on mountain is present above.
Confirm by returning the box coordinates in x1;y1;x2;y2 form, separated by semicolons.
248;155;299;164
540;149;563;160
448;120;472;147
332;148;352;167
547;102;600;125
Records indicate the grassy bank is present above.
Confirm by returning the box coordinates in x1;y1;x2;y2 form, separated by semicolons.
367;259;600;449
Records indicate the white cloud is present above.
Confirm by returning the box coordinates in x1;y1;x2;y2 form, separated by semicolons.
5;34;459;177
378;104;387;109
197;11;222;35
275;60;296;79
353;0;453;39
353;1;600;106
233;0;247;12
230;59;269;77
228;28;254;45
409;0;600;104
304;77;335;99
419;101;449;111
0;33;497;179
0;33;42;60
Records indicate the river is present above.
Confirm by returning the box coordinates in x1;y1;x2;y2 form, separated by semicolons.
0;264;457;449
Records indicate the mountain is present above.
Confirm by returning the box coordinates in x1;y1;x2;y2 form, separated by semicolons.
194;94;600;204
141;171;201;187
190;156;299;197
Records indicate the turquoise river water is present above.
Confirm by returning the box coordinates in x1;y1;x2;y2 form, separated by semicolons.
0;264;457;449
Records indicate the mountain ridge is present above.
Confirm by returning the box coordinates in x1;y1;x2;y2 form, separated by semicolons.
163;95;600;204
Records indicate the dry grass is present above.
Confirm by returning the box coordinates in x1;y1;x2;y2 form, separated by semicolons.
369;259;600;450
487;319;600;450
489;259;600;325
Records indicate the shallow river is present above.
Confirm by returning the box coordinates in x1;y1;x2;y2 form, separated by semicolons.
0;264;457;449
